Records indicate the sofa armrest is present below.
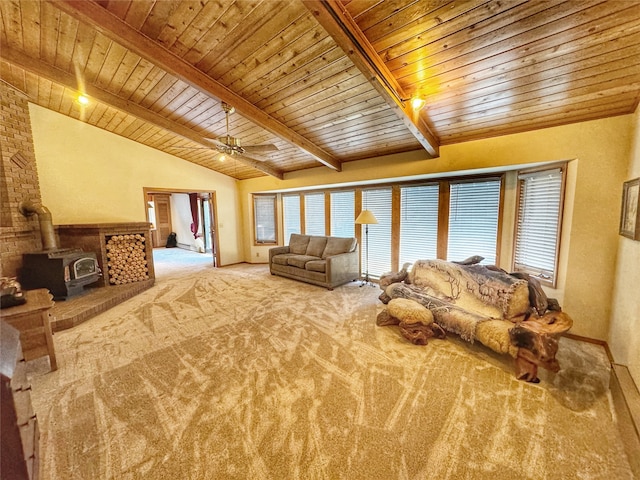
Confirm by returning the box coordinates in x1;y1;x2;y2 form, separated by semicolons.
269;246;290;263
326;250;359;283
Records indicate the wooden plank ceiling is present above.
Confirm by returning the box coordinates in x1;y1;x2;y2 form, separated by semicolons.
1;0;639;180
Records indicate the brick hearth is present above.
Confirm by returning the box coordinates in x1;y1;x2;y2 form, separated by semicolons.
50;280;153;331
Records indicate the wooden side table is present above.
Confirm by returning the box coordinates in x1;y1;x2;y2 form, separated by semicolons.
0;289;57;371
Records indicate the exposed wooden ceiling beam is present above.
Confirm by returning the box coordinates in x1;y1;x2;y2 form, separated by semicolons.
0;45;285;180
304;0;440;158
50;0;342;172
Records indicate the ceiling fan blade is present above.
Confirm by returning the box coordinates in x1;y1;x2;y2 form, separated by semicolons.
243;144;279;154
238;151;270;163
203;137;229;147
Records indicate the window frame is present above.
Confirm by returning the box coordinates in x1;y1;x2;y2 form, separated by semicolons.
254;170;562;278
330;190;356;237
282;193;301;244
445;176;503;266
253;194;278;245
512;164;566;288
399;182;440;266
304;191;326;236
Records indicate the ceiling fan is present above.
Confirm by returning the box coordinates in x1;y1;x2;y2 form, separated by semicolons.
206;102;278;161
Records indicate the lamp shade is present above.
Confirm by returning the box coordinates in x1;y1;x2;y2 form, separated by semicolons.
355;209;378;225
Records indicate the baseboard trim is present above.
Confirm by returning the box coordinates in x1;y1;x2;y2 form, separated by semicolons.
610;364;640;477
564;333;613;362
564;333;639;475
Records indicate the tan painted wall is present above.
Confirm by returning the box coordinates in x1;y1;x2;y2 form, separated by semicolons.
238;115;634;340
29;104;243;266
609;106;640;387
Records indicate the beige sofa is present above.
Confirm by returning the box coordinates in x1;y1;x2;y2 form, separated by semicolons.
269;234;359;289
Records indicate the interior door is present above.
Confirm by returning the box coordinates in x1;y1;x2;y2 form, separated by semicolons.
153;194;173;247
201;195;218;266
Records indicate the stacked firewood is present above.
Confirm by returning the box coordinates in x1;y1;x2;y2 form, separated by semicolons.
106;234;149;284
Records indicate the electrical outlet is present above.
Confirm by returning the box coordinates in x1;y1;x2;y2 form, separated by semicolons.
256;252;260;257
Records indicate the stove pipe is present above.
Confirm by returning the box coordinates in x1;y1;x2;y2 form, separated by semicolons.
19;200;58;251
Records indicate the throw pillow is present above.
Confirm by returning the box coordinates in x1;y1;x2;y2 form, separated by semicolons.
289;234;311;255
322;237;356;259
306;236;327;257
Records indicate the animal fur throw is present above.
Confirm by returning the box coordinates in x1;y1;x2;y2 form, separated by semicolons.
408;259;530;319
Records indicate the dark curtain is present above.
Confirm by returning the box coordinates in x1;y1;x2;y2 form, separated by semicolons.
189;193;199;238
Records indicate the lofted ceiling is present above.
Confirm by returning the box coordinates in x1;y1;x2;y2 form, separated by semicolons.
1;0;639;180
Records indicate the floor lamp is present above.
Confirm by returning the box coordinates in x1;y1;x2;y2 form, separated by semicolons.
355;209;378;287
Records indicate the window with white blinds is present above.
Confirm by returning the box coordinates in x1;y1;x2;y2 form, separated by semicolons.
447;179;500;265
400;184;439;265
330;190;355;237
253;195;277;244
362;188;392;278
514;167;563;285
283;194;301;243
304;192;325;235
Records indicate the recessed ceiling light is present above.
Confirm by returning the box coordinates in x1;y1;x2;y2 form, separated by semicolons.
77;95;89;105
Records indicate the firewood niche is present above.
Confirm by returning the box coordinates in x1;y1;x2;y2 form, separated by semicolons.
377;258;573;383
56;223;155;288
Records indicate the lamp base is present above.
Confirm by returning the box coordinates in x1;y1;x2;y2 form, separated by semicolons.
359;273;376;287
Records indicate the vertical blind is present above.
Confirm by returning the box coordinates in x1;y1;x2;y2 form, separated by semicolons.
304;192;325;235
282;194;301;243
399;184;439;265
362;188;392;278
253;195;276;244
514;168;563;283
447;179;500;265
330;190;355;237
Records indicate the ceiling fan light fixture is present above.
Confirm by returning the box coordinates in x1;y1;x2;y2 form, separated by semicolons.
203;102;276;163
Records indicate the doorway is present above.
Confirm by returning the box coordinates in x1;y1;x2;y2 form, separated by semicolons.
149;193;172;248
143;188;219;268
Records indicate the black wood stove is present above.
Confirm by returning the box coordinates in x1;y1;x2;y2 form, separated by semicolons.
20;248;101;300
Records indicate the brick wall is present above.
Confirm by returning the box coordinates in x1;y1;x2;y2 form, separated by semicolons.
0;82;44;277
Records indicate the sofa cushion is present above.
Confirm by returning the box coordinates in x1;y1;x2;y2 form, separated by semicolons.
289;234;311;254
272;253;296;266
305;260;326;273
322;237;357;259
287;255;320;269
306;236;328;257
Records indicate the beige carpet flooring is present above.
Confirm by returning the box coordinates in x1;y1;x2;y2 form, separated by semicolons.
27;259;633;479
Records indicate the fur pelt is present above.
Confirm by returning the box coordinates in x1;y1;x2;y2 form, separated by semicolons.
475;320;519;357
387;298;434;326
408;259;530;319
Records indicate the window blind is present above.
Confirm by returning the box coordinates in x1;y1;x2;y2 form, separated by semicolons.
514;168;563;284
254;195;276;244
362;188;392;278
330;190;355;237
304;192;325;235
283;194;301;243
447;179;500;265
400;184;439;265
